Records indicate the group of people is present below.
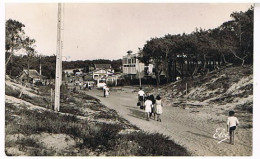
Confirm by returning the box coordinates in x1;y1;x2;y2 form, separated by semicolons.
138;87;163;121
137;87;240;145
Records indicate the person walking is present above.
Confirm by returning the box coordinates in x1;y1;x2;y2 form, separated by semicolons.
105;86;110;97
154;95;163;122
138;87;145;109
149;94;156;119
144;96;152;121
103;85;107;97
227;110;239;145
88;82;92;90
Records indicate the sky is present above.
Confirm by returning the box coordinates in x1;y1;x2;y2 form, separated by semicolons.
5;3;252;61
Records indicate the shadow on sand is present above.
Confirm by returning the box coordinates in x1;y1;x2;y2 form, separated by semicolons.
122;105;139;108
97;95;105;98
127;107;147;120
186;131;217;141
187;130;252;148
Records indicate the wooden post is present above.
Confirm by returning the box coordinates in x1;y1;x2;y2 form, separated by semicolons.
185;82;188;109
51;88;53;110
186;82;188;96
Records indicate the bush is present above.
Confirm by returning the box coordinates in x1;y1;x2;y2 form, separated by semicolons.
106;138;140;156
6;105;83;136
21;94;49;109
60;104;86;116
16;137;42;148
81;123;124;152
236;101;253;113
94;110;118;120
5;85;21;98
120;132;190;156
87;104;104;111
74;92;99;101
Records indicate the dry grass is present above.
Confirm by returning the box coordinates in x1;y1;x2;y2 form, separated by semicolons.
159;65;253;114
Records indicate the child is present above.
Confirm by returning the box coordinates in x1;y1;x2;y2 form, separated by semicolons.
227;110;239;145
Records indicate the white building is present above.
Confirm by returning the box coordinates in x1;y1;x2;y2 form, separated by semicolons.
94;64;113;72
92;69;114;80
122;52;153;79
64;68;84;75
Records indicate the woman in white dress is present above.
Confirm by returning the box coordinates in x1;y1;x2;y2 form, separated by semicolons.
144;96;152;121
155;95;163;122
105;86;110;97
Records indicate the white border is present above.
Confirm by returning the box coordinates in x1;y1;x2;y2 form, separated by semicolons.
0;1;5;159
1;1;259;159
253;2;260;159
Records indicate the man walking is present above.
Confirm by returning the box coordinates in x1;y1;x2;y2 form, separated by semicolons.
138;87;145;109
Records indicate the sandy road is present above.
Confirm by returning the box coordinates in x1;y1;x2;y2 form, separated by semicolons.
83;87;252;156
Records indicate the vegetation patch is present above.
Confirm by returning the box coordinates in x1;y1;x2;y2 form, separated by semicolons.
236;101;253;113
94;109;118;120
6;99;190;156
117;132;190;156
5;85;21;98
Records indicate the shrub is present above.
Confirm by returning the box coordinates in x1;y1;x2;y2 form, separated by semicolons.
6;105;83;136
16;137;42;148
81;123;124;152
236;101;253;113
75;92;99;102
94;110;118;120
60;104;86;116
106;138;140;156
87;104;104;111
20;94;50;109
120;132;190;156
5;85;21;97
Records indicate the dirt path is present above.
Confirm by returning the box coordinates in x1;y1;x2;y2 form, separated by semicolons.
83;87;252;156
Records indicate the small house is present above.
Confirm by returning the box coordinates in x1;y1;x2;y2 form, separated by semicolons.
17;69;43;84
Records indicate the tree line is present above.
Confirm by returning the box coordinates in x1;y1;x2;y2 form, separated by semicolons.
139;7;253;85
6;52;122;79
5;19;122;79
63;59;122;73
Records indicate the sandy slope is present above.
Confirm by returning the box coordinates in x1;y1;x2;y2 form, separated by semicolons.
84;88;252;156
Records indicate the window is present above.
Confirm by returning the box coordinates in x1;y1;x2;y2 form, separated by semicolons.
122;58;127;64
128;59;131;64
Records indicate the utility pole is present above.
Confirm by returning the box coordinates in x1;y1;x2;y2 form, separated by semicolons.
54;3;64;112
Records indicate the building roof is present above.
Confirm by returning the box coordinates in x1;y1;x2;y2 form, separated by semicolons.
94;64;111;69
17;69;43;79
123;53;138;59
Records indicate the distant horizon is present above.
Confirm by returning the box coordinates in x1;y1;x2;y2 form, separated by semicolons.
5;3;252;61
14;53;123;61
